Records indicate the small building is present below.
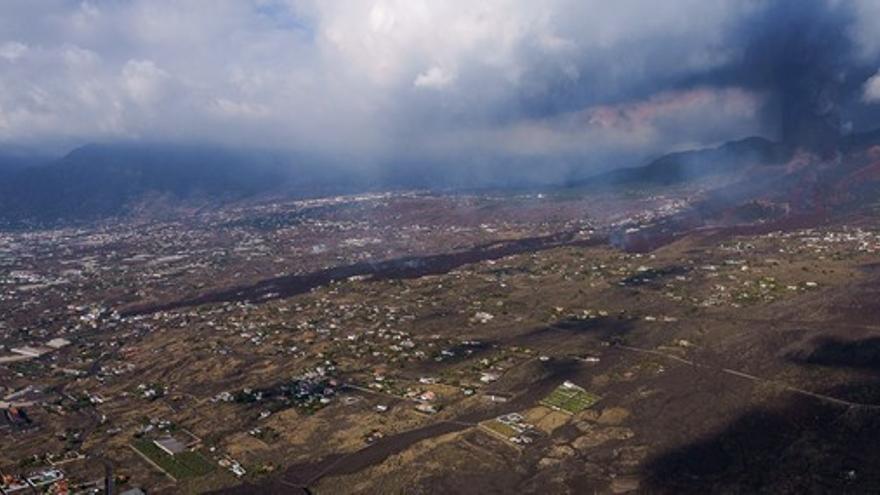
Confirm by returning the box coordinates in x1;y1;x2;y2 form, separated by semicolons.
480;372;500;383
482;393;511;403
153;436;187;456
10;346;48;358
46;338;71;349
26;468;64;487
1;473;31;494
414;403;438;414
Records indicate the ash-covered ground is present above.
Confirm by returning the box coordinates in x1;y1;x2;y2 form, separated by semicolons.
5;186;880;494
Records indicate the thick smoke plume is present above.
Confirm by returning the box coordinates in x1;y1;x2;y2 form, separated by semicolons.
734;0;855;154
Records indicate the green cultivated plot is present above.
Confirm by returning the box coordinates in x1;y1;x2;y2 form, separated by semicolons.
540;383;600;414
482;419;518;438
132;440;216;479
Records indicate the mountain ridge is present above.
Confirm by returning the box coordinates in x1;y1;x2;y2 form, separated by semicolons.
5;130;880;228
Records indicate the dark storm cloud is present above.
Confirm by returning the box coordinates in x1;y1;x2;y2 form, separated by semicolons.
0;1;878;170
506;0;880;153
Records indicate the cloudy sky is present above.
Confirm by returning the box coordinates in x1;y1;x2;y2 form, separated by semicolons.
2;0;880;172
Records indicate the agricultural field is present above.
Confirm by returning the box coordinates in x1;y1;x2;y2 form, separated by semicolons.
480;419;519;440
131;440;215;480
540;382;600;414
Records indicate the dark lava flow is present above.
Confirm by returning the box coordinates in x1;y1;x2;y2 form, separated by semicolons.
123;231;603;315
211;359;582;494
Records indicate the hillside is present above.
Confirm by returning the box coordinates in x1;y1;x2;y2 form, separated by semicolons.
576;137;790;188
0;144;354;227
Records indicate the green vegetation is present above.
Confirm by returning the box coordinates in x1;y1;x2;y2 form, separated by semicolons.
132;440;215;479
540;383;600;414
482;419;518;438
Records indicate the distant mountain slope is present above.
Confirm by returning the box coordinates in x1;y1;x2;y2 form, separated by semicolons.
0;143;305;226
576;137;790;187
0;149;54;174
6;130;880;229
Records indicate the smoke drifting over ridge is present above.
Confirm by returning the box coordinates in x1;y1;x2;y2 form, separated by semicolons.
0;0;879;174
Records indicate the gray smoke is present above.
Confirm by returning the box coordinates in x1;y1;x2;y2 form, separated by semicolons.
728;0;856;153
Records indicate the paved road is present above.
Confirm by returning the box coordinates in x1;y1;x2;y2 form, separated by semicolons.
614;343;880;410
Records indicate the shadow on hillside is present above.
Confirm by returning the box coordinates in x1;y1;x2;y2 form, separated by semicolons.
788;336;880;371
642;336;880;493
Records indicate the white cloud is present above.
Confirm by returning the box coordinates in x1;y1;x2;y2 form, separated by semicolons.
0;41;27;62
414;66;455;89
121;60;170;106
864;70;880;103
62;45;100;70
212;98;269;118
0;0;865;168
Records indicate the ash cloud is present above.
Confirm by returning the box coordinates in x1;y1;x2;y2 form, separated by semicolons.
720;0;858;153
